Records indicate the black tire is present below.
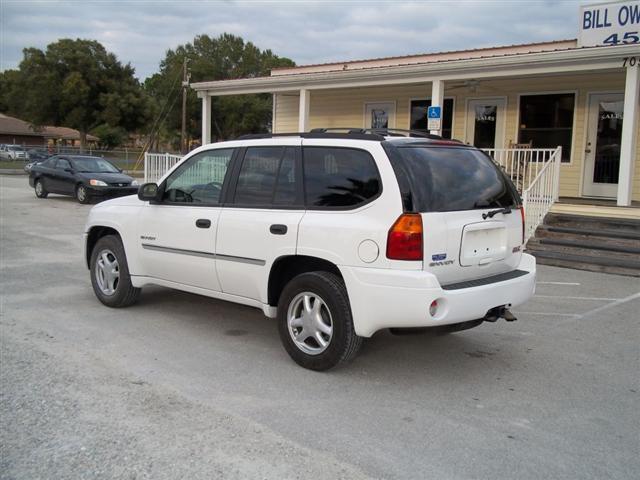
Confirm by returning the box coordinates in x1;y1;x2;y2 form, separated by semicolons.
277;271;363;371
76;184;91;204
90;234;141;308
34;179;48;198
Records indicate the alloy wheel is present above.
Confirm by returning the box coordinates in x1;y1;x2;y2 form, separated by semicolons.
287;292;333;355
95;249;120;296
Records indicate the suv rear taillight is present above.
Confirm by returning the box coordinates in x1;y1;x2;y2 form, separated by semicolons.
519;205;525;244
387;213;423;260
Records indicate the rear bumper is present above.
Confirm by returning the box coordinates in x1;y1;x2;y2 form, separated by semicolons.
341;253;536;337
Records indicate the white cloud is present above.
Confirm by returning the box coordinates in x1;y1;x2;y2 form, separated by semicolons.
1;0;584;79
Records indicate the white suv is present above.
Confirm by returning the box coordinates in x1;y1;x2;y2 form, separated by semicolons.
84;130;535;370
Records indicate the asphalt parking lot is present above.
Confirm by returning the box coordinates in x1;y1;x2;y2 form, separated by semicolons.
1;174;639;480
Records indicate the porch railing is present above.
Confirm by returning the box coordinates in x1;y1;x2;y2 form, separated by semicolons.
483;147;562;242
143;152;183;183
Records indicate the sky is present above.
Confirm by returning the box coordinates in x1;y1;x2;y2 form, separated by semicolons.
1;0;590;80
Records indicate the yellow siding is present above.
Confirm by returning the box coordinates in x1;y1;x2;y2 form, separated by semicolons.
274;72;639;201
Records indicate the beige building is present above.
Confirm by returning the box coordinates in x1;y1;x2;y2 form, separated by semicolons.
192;39;639;207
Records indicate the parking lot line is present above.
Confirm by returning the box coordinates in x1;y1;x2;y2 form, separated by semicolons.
534;295;621;301
536;281;581;286
577;292;640;320
514;311;580;318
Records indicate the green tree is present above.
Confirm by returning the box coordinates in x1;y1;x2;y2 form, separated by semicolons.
3;39;151;151
144;33;294;147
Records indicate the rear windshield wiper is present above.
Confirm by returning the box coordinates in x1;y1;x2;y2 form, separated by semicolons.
482;207;512;219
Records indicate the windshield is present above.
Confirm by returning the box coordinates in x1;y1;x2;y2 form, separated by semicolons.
71;157;119;173
8;146;22;151
387;145;519;212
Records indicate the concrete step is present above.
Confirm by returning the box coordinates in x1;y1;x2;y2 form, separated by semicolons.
529;250;640;277
543;213;640;233
526;238;640;263
534;225;640;250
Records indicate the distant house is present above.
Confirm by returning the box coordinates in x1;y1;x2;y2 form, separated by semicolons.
0;113;99;148
44;126;99;147
0;113;47;145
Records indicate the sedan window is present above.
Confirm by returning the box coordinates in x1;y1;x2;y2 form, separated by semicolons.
56;159;71;170
72;157;119;173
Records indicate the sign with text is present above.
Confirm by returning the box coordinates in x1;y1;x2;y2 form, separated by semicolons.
578;1;640;47
427;105;442;131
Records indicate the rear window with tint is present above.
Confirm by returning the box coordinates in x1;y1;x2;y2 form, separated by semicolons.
391;146;518;212
303;147;381;208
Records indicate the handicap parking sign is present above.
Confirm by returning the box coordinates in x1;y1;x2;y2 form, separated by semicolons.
427;106;441;119
427;106;442;131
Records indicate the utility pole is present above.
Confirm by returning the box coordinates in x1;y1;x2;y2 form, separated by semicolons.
180;57;190;154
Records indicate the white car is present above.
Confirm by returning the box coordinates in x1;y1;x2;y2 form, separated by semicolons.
84;130;535;370
2;144;28;160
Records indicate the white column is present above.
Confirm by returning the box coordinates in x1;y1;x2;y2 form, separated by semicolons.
298;89;310;132
201;95;212;145
430;79;445;135
272;93;277;134
618;66;639;206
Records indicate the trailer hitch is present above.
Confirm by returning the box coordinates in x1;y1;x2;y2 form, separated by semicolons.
483;305;517;322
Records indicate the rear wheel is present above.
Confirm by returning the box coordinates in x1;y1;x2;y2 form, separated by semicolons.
278;271;362;371
76;184;91;204
34;179;48;198
90;235;140;308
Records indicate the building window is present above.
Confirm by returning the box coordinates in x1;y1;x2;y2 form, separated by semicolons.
410;98;454;138
518;93;575;162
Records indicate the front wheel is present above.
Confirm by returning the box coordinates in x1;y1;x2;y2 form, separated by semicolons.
277;271;363;371
90;235;141;308
34;179;48;198
76;184;91;204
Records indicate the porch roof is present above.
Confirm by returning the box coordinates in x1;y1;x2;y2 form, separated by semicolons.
191;42;636;97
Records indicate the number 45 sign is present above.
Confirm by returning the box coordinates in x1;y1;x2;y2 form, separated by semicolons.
578;1;640;47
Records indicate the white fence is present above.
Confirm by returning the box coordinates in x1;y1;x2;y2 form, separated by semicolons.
483;147;562;242
144;146;563;242
143;153;183;183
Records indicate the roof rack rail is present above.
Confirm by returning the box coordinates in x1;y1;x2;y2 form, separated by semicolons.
235;129;463;143
309;127;444;139
235;131;386;141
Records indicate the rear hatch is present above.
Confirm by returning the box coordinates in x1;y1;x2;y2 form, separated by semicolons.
385;142;523;286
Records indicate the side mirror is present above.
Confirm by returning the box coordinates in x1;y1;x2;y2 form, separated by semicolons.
138;182;160;202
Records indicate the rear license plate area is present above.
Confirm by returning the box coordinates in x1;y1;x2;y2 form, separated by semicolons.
460;222;507;266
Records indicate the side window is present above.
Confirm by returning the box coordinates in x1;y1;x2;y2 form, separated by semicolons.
233;147;297;206
162;149;233;204
56;159;71;170
43;157;57;167
303;147;381;208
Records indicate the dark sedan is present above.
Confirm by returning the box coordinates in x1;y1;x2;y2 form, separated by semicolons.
29;155;139;204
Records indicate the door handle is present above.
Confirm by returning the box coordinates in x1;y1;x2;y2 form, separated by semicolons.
195;219;211;229
270;224;287;235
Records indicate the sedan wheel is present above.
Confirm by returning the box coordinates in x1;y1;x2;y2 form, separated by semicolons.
76;184;90;204
34;179;48;198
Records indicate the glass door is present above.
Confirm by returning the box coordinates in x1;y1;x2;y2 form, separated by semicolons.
582;93;624;198
465;98;506;149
